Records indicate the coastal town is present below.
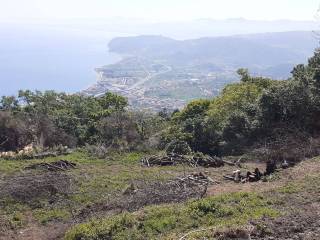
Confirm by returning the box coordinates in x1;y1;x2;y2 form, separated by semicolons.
83;57;236;111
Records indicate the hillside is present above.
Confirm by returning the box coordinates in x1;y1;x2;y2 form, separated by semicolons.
2;40;320;240
83;31;318;110
2;1;320;239
108;32;316;67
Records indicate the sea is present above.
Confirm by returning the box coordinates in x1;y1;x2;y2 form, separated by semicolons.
0;23;126;96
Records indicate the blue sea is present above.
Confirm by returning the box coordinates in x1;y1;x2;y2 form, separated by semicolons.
0;23;124;96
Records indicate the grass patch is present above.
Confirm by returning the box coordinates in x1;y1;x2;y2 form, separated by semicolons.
64;192;278;240
0;150;97;176
8;211;27;229
109;151;147;165
277;183;301;194
276;175;320;196
33;208;71;225
0;198;29;229
70;163;188;206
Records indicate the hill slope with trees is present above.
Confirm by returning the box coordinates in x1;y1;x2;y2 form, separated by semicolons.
1;47;320;240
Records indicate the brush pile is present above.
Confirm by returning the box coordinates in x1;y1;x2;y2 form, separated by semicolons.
120;172;214;210
78;172;215;219
141;153;224;168
0;172;73;205
26;160;76;172
0;144;73;160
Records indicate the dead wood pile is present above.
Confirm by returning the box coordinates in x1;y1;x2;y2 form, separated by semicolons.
78;172;214;219
25;160;76;171
141;153;224;168
0;146;73;160
0;172;73;205
121;172;212;209
224;166;264;183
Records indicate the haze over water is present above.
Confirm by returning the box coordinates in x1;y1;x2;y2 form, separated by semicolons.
0;23;123;96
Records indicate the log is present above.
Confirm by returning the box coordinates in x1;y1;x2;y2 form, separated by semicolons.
141;153;224;168
223;175;235;181
222;160;236;166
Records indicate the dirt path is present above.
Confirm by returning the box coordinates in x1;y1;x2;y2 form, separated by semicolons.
0;212;69;240
205;157;320;240
17;212;46;240
206;157;320;197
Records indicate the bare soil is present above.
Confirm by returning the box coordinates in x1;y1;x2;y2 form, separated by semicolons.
0;212;69;240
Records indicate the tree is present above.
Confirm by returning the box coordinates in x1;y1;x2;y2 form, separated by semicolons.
237;68;250;82
0;112;32;151
0;96;19;111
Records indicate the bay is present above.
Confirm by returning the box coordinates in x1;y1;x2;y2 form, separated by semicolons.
0;23;125;96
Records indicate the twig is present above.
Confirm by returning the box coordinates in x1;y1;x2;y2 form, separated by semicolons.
179;227;217;240
0;137;9;147
222;160;236;166
223;175;235;181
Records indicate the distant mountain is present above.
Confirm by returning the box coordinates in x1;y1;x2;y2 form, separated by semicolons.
84;31;318;110
145;19;320;39
109;31;318;77
102;18;320;40
65;18;319;39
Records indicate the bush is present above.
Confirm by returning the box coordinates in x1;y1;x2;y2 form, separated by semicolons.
85;144;110;159
0;112;32;151
165;140;192;155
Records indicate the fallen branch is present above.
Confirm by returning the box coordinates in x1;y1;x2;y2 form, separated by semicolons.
179;226;218;240
223;175;235;181
141;153;224;168
0;137;9;147
26;160;76;172
222;160;236;166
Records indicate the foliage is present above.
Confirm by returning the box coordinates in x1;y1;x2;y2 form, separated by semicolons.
162;70;276;155
0;91;168;152
0;111;33;151
165;140;192;155
3;49;320;157
163;49;320;155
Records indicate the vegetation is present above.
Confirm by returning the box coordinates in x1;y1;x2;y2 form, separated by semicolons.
0;91;168;152
0;150;193;236
64;192;278;240
1;48;320;240
3;49;320;158
164;50;320;156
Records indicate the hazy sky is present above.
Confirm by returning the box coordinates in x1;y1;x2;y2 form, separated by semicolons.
1;0;319;22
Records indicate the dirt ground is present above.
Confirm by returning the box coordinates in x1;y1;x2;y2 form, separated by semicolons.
0;212;69;240
207;158;320;196
251;203;320;240
250;159;320;240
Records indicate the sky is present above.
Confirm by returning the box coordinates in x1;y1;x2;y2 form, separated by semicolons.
1;0;319;22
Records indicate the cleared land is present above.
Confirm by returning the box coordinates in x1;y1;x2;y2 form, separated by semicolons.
0;151;319;240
